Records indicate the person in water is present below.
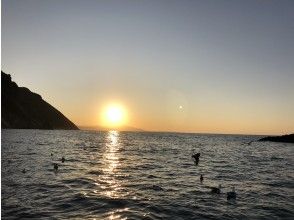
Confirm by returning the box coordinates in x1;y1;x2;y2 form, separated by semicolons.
227;187;237;200
200;174;204;182
61;157;65;163
192;153;200;165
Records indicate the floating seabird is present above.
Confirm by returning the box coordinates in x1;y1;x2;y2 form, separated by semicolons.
227;187;237;200
54;163;59;171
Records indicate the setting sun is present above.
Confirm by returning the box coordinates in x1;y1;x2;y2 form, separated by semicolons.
101;104;127;128
106;106;123;123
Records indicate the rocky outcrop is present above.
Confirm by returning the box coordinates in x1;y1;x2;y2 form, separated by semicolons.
1;71;79;130
258;134;294;143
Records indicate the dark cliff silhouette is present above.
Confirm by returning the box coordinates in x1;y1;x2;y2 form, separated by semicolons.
258;134;294;143
1;71;79;130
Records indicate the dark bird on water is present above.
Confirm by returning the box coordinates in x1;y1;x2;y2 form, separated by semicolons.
192;153;200;165
227;187;237;200
211;184;222;194
54;163;58;171
200;174;204;182
61;157;65;163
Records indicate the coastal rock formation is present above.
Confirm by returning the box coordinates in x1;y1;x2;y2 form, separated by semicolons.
1;71;79;130
258;134;294;143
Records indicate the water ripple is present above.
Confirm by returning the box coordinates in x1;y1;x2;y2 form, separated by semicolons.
2;130;294;219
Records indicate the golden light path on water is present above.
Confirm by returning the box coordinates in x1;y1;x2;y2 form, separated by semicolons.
96;131;129;219
100;131;120;198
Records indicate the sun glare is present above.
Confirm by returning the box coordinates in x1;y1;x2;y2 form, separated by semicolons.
107;107;123;123
102;104;127;127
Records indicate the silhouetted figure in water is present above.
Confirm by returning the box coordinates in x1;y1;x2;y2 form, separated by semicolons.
211;184;221;194
61;157;65;163
54;163;58;171
51;153;53;156
227;187;237;200
22;169;26;174
192;153;200;165
200;174;204;182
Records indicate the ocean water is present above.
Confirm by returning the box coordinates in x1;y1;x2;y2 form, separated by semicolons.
1;129;294;219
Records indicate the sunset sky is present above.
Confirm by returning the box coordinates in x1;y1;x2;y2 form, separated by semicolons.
2;0;294;135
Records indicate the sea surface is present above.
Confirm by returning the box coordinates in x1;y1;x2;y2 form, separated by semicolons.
1;129;294;219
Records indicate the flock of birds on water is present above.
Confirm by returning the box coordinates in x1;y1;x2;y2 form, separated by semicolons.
22;153;64;174
21;150;237;202
192;152;237;201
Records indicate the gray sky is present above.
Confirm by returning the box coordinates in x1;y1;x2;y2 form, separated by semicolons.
2;0;294;134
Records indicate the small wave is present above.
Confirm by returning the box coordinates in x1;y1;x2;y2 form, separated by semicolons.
87;170;104;175
181;163;193;167
149;185;164;191
37;142;54;146
270;156;283;160
147;174;157;179
136;163;158;169
62;177;96;188
265;181;293;188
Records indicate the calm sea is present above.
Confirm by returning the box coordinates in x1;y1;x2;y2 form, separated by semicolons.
1;129;294;219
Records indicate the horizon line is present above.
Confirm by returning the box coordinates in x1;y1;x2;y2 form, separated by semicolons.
77;125;288;136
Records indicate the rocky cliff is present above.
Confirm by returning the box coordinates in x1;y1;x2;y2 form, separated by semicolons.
1;71;79;130
258;134;294;143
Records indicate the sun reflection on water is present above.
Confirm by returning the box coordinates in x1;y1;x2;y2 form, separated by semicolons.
100;131;122;198
107;209;129;220
106;131;119;172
